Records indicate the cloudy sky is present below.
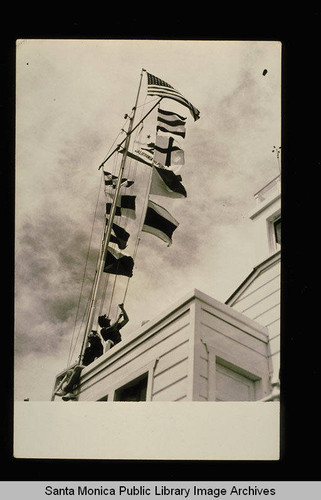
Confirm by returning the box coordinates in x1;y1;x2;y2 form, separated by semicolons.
15;39;281;401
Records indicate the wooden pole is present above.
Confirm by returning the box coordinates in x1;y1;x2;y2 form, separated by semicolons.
79;69;145;362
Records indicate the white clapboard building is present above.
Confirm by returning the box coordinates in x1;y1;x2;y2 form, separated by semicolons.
52;175;280;402
226;174;281;400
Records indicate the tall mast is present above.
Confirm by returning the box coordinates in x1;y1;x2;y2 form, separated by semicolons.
78;69;145;363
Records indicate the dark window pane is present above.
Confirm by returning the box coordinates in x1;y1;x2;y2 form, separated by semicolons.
114;374;148;401
274;219;281;244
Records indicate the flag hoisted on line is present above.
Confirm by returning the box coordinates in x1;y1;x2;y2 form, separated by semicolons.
157;108;187;138
106;219;130;250
119;147;155;168
119;147;187;198
103;170;134;189
106;194;136;219
151;135;185;168
142;199;179;246
103;246;134;277
150;166;187;199
146;72;200;121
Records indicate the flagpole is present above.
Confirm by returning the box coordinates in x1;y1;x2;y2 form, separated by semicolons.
79;69;145;363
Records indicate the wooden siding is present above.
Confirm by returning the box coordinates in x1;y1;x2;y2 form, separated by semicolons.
69;289;273;403
228;259;280;382
78;305;193;401
152;342;189;400
192;292;271;401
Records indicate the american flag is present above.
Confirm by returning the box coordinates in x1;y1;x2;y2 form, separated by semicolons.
146;72;200;121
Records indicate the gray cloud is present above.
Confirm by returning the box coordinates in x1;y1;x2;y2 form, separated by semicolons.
15;40;281;400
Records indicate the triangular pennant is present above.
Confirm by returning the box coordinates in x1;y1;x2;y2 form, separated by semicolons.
107;219;130;250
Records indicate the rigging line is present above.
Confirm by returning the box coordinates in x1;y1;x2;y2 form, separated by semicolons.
96;151;120;320
100;116;130;166
99;273;110;317
126;97;147;190
122;140;155;307
124;102;145;194
66;168;104;368
135;97;163;109
116;106;145;238
101;150;130;318
101;159;127;321
103;148;119;197
105;110;144;247
118;96;145;188
96;225;111;320
124;94;147;207
68;164;112;364
121;96;155;306
68;287;92;365
98;217;113;318
68;260;101;365
99;75;148;322
119;121;147;308
101;100;146;316
135;132;155;251
122;275;131;305
79;69;145;363
108;274;118;318
98;97;163;169
67;190;109;366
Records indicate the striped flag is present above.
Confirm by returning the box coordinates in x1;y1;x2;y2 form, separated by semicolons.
146;72;200;121
103;170;134;189
142;199;179;246
157;108;187;138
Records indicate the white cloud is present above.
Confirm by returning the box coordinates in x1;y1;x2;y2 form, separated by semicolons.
15;39;281;401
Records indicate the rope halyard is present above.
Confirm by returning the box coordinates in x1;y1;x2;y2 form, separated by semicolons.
66;170;105;368
102;93;150;319
69;71;161;366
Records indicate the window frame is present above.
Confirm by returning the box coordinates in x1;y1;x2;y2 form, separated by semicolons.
266;210;281;253
114;372;148;402
273;217;281;245
95;360;157;402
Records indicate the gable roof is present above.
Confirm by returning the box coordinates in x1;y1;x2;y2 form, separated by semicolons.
225;250;281;306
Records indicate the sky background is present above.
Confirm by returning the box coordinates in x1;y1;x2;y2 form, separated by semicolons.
15;39;281;401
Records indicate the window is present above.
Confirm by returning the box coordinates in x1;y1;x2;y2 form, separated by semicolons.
215;362;257;401
274;218;281;244
267;213;281;253
114;373;148;401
